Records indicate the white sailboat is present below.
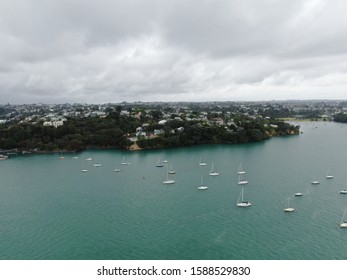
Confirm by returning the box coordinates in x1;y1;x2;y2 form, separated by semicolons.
93;155;101;167
59;151;65;159
198;176;208;190
326;169;333;179
199;157;207;166
121;156;130;165
163;166;175;184
237;163;246;175
237;187;251;207
294;192;303;197
81;162;88;172
310;173;320;184
237;174;248;185
340;211;347;228
156;156;164;167
339;180;347;193
284;198;295;212
113;161;121;172
168;164;176;174
93;158;101;167
209;162;219;176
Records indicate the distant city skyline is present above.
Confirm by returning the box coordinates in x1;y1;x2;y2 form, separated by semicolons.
1;0;347;104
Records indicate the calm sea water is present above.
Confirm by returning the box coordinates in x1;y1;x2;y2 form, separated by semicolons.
1;121;347;260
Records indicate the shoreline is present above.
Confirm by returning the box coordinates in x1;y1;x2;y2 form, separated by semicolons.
277;118;332;122
1;120;306;156
2;133;300;156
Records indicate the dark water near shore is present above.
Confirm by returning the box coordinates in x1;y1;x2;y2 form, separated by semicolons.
1;121;347;260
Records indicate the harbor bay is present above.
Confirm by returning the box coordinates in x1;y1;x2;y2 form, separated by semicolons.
1;121;347;259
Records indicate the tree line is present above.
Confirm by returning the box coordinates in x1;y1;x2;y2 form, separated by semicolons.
0;113;299;152
334;113;347;123
0;113;137;151
137;116;299;149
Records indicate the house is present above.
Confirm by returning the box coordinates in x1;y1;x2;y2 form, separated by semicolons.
43;120;65;128
120;110;130;116
213;118;224;126
154;129;164;135
158;120;167;125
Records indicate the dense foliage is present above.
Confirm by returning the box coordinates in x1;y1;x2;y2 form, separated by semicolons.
334;113;347;123
0;113;137;151
136;117;299;149
0;111;300;152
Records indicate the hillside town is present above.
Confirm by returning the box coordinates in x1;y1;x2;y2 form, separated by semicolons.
1;100;346;154
1;100;346;125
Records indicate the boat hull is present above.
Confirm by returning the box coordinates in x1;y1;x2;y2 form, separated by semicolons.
237;202;251;207
238;181;248;185
163;180;175;184
294;193;303;196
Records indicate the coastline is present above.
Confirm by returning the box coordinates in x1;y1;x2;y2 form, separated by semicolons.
129;142;143;151
1;131;300;156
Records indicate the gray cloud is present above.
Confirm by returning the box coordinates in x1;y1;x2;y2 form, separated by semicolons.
1;0;347;104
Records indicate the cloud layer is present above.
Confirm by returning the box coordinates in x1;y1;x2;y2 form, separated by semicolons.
1;0;347;103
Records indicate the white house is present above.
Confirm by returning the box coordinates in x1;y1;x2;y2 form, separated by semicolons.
158;120;167;125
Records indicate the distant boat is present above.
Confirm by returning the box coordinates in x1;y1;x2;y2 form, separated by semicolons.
162;160;168;163
294;192;303;197
340;190;347;194
340;211;347;228
237;187;251;207
209;162;219;176
156;156;164;167
340;221;347;228
113;161;121;172
237;163;246;175
59;151;65;159
311;173;320;184
284;198;295;212
198;176;208;190
168;164;176;174
237;174;248;185
93;156;101;167
81;162;88;172
86;157;92;161
326;170;333;179
121;156;130;165
163;166;175;184
72;152;78;159
199;157;207;166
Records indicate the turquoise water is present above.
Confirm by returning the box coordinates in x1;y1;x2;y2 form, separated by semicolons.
1;122;347;260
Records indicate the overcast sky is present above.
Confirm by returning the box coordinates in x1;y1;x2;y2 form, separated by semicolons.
1;0;347;104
